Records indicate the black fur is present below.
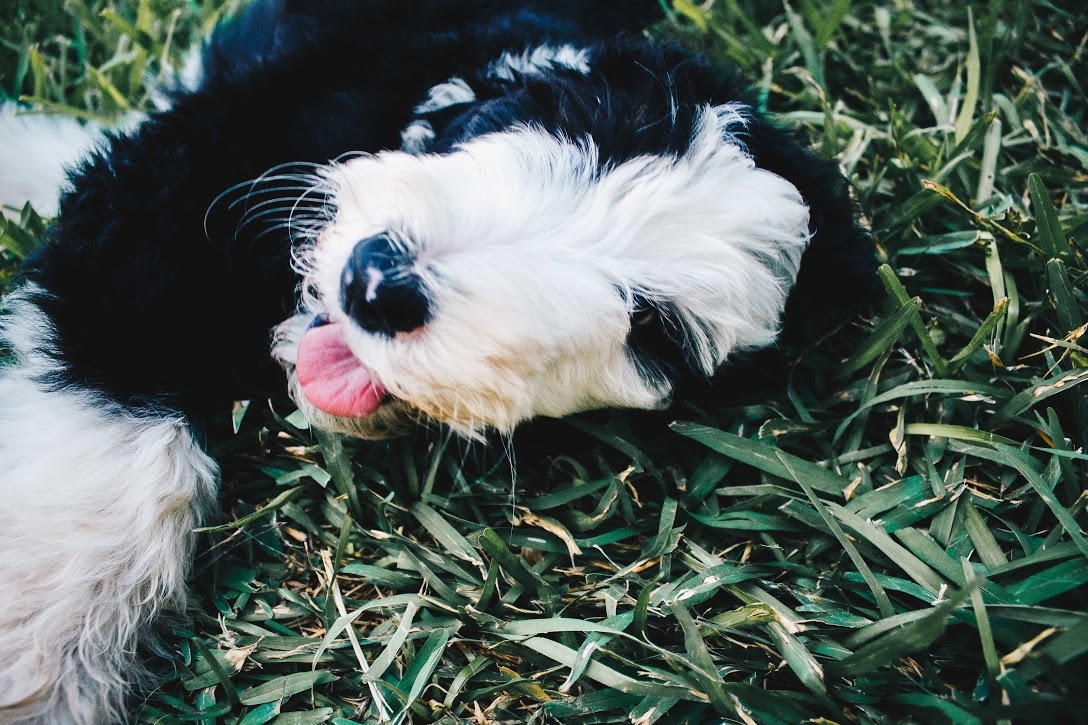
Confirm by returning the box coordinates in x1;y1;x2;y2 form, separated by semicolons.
18;0;871;428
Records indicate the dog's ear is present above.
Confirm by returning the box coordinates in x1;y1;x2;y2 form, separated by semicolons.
731;107;879;342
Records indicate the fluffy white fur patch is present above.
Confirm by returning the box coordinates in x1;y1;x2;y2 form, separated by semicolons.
0;290;218;724
400;120;437;154
415;77;476;114
282;104;811;437
488;44;592;80
0;106;104;219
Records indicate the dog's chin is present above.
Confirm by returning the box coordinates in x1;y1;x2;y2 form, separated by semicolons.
273;312;413;439
290;379;417;440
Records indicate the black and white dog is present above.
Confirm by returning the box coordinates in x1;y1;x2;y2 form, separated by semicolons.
0;1;872;721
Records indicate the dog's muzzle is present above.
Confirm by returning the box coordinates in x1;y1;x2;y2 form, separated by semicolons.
339;234;430;337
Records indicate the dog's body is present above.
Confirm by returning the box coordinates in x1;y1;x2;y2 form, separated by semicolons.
0;1;872;721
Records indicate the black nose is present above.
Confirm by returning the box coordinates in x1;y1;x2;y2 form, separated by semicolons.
339;235;430;337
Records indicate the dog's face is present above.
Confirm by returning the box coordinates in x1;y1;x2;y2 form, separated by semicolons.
273;41;812;439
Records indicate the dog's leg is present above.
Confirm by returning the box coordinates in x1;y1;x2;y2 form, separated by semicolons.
0;290;218;724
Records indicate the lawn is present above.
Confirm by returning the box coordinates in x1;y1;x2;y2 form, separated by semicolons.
2;0;1087;723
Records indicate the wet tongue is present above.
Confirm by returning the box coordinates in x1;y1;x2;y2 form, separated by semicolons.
296;322;387;418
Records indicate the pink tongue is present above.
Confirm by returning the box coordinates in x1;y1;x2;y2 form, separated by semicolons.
296;323;388;418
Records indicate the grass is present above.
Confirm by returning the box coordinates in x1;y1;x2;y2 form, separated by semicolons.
3;0;1088;723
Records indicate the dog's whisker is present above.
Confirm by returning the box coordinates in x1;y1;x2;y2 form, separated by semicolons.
226;185;319;212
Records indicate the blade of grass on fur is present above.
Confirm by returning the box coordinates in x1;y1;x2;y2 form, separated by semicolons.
837;297;923;379
16;97;119;124
776;452;894;617
672;423;852;495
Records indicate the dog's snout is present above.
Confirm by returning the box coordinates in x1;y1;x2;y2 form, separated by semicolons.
340;235;430;337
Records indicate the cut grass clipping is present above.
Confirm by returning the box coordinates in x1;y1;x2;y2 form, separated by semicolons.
3;0;1088;723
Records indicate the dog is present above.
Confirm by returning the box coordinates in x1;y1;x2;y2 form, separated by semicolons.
0;1;873;722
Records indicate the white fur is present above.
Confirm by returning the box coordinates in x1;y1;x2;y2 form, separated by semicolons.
415;77;476;114
148;43;207;110
489;44;591;81
0;289;218;724
397;78;477;154
0;106;103;219
400;120;437;154
279;104;811;436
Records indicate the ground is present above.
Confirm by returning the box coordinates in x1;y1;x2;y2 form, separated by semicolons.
2;1;1087;723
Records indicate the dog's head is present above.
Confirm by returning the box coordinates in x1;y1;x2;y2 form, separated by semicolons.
273;38;817;439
